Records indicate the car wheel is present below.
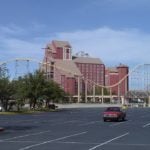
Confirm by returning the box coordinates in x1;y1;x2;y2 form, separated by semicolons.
117;117;120;122
122;117;125;121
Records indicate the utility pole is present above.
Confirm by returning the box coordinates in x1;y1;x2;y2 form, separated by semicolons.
85;79;87;103
101;87;104;104
93;84;95;102
78;76;80;103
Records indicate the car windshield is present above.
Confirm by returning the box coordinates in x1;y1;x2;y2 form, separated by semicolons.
106;107;120;112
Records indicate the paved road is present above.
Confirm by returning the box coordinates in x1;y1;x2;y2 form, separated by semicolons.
0;107;150;150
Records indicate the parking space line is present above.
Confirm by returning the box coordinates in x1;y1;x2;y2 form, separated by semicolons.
0;140;37;143
52;120;80;125
56;141;100;145
109;122;125;127
143;122;150;128
19;131;87;150
109;120;132;127
0;130;51;142
141;115;149;118
109;143;150;146
56;141;150;147
88;132;129;150
79;121;102;126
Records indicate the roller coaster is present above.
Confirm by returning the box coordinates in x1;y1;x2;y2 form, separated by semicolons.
1;58;150;104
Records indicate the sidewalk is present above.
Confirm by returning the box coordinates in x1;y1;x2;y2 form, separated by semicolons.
57;103;122;109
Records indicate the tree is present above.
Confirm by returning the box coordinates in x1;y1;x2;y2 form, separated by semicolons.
0;69;67;111
23;70;46;109
22;70;66;109
11;77;27;111
43;80;66;107
0;77;13;111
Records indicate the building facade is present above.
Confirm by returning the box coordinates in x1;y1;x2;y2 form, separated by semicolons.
105;65;129;96
42;40;129;100
42;40;81;95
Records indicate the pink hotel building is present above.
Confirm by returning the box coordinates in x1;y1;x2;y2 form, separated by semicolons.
42;40;128;99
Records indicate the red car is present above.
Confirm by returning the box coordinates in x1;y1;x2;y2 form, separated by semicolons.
103;107;126;122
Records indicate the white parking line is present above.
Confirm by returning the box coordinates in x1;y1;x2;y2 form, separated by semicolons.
0;140;37;143
56;141;100;145
52;120;79;125
88;132;129;150
0;130;51;142
79;121;101;126
18;131;87;150
141;115;150;118
109;143;150;146
143;122;150;128
109;120;132;127
55;141;150;147
109;122;125;127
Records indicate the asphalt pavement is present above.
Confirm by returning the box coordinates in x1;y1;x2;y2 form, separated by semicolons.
0;107;150;150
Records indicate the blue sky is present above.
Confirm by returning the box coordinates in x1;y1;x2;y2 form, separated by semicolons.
0;0;150;70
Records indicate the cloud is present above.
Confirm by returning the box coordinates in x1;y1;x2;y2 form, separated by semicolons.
0;24;46;62
1;24;150;68
1;38;44;58
54;27;150;66
0;24;47;78
0;24;26;36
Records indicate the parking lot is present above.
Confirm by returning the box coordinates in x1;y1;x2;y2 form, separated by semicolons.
0;107;150;150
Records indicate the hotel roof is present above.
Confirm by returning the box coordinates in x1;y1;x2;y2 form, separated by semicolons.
106;67;118;73
73;57;104;64
52;40;71;48
55;59;82;77
45;43;56;53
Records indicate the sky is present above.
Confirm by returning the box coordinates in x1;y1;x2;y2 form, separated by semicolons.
0;0;150;70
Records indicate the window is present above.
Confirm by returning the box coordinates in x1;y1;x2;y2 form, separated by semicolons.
66;49;70;53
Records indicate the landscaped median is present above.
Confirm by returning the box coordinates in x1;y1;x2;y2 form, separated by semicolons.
0;107;59;115
0;111;37;115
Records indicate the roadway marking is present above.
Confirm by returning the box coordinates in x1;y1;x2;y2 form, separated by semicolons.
109;122;125;127
56;141;150;147
0;140;37;143
52;120;79;125
18;131;87;150
109;143;150;146
56;141;101;145
79;121;102;126
110;120;131;127
141;115;150;118
88;132;129;150
0;130;51;142
143;122;150;128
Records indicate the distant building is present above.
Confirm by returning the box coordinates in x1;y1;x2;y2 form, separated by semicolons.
42;40;129;100
42;40;81;95
73;57;105;94
105;64;129;96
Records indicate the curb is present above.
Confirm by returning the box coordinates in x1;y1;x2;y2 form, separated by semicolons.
57;104;122;109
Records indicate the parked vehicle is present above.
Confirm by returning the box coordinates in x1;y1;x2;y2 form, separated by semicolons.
103;107;126;122
48;103;58;110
